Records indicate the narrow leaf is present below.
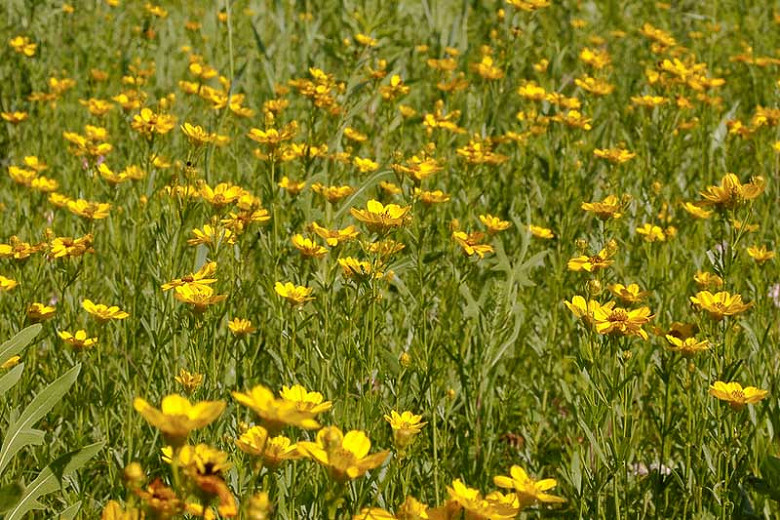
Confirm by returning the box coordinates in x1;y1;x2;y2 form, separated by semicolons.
0;363;25;397
0;325;41;366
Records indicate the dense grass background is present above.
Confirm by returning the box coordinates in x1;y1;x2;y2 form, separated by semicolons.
1;0;779;517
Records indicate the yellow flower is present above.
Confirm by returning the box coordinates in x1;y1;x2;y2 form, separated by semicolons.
354;157;380;173
228;318;256;335
581;195;622;220
470;55;504;80
173;285;227;312
479;214;511;234
690;291;751;321
353;508;396;520
665;335;710;357
82;299;130;322
175;369;204;393
593;147;636;164
48;234;94;259
564;296;615;325
58;330;98;350
311;222;360;247
235;425;302;467
699;173;765;209
709;381;768;410
187;224;235;247
1;356;21;370
384;410;426;450
291;234;329;258
338;257;384;281
396;496;429;519
567;248;613;272
444;479;518;519
232;384;321;432
162;262;218;291
747;245;775;264
67;199;111;220
9;35;37;57
681;202;713;219
133;394;225;445
591;306;654;340
279;384;333;414
180;122;214;145
608;283;650;304
311;183;355;203
493;465;566;509
528;225;554;239
131;108;177;136
693;271;723;289
636;223;665;242
200;182;246;208
277;176;306;195
274;281;314;307
414;188;450;205
1;111;28;124
0;276;19;292
298;426;390;481
351;200;411;232
453;231;494;259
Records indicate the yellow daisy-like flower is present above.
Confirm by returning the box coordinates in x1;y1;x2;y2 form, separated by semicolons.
0;275;19;292
493;465;566;508
681;202;713;220
591;305;654;340
173;285;227;312
690;291;751;321
453;231;494;259
443;479;518;520
58;330;98;350
232;384;321;433
312;183;355;203
581;195;623;220
274;281;314;307
693;271;723;289
26;302;56;323
82;299;130;323
528;225;554;239
608;283;650;304
479;214;511;234
708;381;768;410
350;200;411;232
665;335;710;357
564;296;616;325
175;369;204;394
67;199;111;220
699;173;765;209
131;108;177;136
384;410;426;450
133;394;225;445
277;176;306;195
298;426;390;482
279;384;333;414
291;234;329;258
228;317;256;335
567;249;613;273
593;147;636;164
636;223;666;242
161;262;218;291
747;245;775;264
310;222;360;247
235;425;302;467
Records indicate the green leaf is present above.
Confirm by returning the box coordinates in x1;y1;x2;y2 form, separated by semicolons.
0;325;41;367
5;442;103;520
0;482;24;512
0;363;25;397
0;364;81;476
56;501;82;520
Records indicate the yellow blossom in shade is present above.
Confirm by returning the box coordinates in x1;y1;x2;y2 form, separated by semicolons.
732;219;759;233
82;299;130;322
581;195;622;220
232;384;321;432
48;234;94;259
579;47;611;69
67;199;111;220
364;239;405;257
690;291;752;321
591;305;654;339
636;223;665;242
354;157;379;173
353;508;396;520
699;173;765;209
479;214;511;233
452;231;494;259
274;281;314;307
564;296;615;325
1;111;28;124
235;425;302;467
228;318;256;335
338;257;383;281
694;271;723;289
709;381;768;410
396;496;429;519
470;55;504;80
162;262;218;291
747;245;775;264
277;176;306;195
180;122;213;145
517;81;547;101
101;500;145;519
173;285;227;312
187;224;235;247
665;335;710;357
9;36;37;57
529;225;554;239
175;369;204;393
609;283;650;304
631;95;668;108
310;222;360;246
58;330;98;350
379;181;402;195
384;410;426;450
0;276;19;291
298;426;390;482
350;200;411;232
443;479;518;519
133;394;225;445
494;465;566;509
27;303;56;322
593;147;636;164
575;76;615;96
414;188;450;205
291;234;329;258
134;478;183;518
681;202;713;219
311;183;355;203
567;249;613;272
279;385;333;414
1;356;21;370
131;108;177;136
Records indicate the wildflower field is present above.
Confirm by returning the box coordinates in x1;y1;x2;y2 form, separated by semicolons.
2;0;780;518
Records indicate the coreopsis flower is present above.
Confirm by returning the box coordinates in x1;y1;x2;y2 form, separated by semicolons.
200;182;245;207
0;236;45;259
274;281;314;307
479;214;511;234
391;154;443;183
592;306;654;339
518;81;547;101
567;248;613;272
338;257;383;281
353;508;395;520
173;285;227;312
1;111;28;124
235;425;302;467
131;108;177;136
709;381;768;410
414;188;450;205
565;296;615;325
364;239;406;257
134;479;183;518
593;148;636;164
49;234;94;259
351;200;411;232
311;222;360;246
344;127;368;143
494;465;566;509
67;199;111;220
732;219;759;233
27;302;56;322
97;164;130;185
699;173;765;209
506;0;550;11
581;195;623;220
529;225;554;239
175;368;204;393
747;245;775;264
82;299;130;322
470;55;504;80
187;224;235;247
631;95;668;108
228;318;256;335
379;75;411;101
453;231;494;258
180;122;213;145
311;183;355;203
133;394;225;445
291;234;329;258
682;202;713;219
277;176;306;195
278;384;333;415
690;291;751;321
380;181;402;195
101;500;145;519
248;122;299;147
441;479;518;520
9;35;36;57
232;384;321;432
693;271;723;289
162;262;217;291
575;76;615;96
636;223;666;242
395;496;429;519
608;283;650;303
354;157;380;173
298;426;390;482
665;336;710;357
79;98;114;117
58;330;98;350
385;410;426;451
